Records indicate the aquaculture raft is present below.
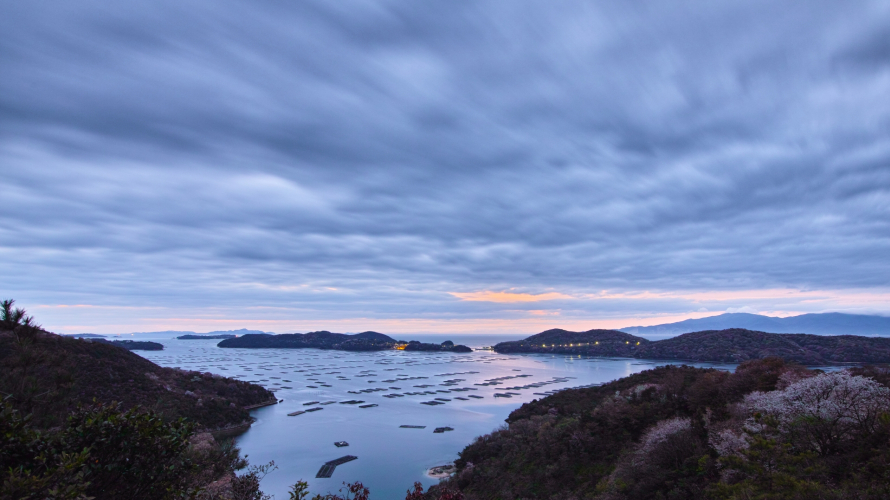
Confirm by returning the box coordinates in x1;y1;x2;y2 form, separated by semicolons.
316;455;358;478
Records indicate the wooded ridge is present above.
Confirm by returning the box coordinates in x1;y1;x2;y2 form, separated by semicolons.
494;327;890;364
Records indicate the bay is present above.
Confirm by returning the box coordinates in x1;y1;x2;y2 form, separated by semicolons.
132;333;740;499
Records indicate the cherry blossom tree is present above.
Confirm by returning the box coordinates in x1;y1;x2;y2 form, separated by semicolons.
740;371;890;456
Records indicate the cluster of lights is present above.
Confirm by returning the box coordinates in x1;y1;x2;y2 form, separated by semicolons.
538;341;641;348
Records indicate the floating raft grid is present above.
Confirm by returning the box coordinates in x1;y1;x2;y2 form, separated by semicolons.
316;455;358;478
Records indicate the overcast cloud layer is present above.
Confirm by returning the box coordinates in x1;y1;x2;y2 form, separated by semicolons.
2;1;889;334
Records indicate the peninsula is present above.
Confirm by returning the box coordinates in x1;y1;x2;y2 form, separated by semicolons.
494;327;890;364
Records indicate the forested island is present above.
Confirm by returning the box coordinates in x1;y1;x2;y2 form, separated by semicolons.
218;331;472;353
218;330;397;350
404;340;473;353
94;338;165;350
494;327;890;364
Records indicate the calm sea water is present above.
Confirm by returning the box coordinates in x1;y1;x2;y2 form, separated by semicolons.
132;334;740;499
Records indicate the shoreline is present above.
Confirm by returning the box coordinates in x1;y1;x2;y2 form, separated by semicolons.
426;464;456;479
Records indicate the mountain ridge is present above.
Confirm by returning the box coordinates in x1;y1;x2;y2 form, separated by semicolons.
620;312;890;336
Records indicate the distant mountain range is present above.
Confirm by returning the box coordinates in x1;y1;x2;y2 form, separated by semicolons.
620;312;890;336
77;328;275;337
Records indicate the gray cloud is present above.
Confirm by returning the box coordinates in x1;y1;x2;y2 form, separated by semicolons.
2;0;890;331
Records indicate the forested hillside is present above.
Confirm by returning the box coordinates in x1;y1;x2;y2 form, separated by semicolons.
440;359;890;499
0;303;275;430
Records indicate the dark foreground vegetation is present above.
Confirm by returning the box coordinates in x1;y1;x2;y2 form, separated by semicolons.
436;358;890;499
495;327;890;363
0;398;281;500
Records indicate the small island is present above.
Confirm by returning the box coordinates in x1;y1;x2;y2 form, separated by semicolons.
495;327;890;364
94;338;165;351
403;340;473;353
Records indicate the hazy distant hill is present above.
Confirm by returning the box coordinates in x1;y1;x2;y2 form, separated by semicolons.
125;328;274;336
205;328;272;335
177;334;237;340
620;312;890;336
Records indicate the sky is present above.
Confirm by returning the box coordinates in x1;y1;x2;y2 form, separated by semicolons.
2;0;889;335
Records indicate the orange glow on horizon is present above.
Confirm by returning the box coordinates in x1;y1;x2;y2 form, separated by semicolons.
449;291;573;303
29;285;890;335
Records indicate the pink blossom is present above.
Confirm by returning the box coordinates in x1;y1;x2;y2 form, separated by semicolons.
741;371;890;455
634;417;691;464
709;428;749;458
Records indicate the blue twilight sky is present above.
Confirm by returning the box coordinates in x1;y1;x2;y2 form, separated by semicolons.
1;0;889;335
